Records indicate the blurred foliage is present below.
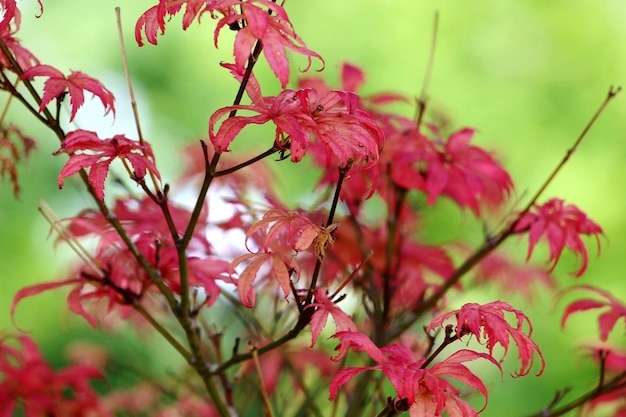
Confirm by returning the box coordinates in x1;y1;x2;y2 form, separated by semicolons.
1;1;625;416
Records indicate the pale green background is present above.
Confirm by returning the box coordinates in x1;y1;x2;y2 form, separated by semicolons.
1;1;625;416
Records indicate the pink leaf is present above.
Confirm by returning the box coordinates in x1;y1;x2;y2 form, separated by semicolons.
54;130;160;200
11;278;82;330
561;285;626;341
307;288;356;346
232;252;268;308
515;199;603;276
428;301;545;376
21;65;115;121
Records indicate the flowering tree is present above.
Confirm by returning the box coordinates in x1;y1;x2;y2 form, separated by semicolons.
1;2;625;417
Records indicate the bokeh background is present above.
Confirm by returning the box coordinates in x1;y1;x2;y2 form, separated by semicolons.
1;1;625;416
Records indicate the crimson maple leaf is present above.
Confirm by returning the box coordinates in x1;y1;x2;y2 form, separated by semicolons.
561;285;626;341
134;0;206;46
213;0;323;88
230;209;328;307
306;287;357;346
54;130;160;201
0;334;106;417
134;0;217;46
21;64;115;122
514;198;603;277
210;88;311;155
135;1;323;88
390;127;513;216
210;88;383;167
0;0;17;31
427;301;545;376
302;89;383;168
329;331;501;416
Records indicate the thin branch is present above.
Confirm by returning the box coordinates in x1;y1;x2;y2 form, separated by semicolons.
0;76;18;124
214;145;279;177
415;10;439;129
134;303;192;362
115;7;161;194
420;325;457;369
305;163;351;304
519;86;621;220
0;39;54;124
523;371;626;417
251;344;276;417
38;200;105;276
0;69;48;125
210;306;312;375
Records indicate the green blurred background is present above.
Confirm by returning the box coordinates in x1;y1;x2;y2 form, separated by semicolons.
1;1;625;415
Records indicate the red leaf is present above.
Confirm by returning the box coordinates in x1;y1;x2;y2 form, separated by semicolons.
0;334;105;416
390;127;512;215
329;332;500;416
21;65;115;121
11;278;81;330
213;0;324;88
135;1;211;46
307;288;356;346
427;301;545;376
515;199;603;277
561;285;626;341
67;284;98;328
330;331;386;364
432;350;502;412
328;366;375;400
54;130;160;200
134;4;165;46
0;0;17;31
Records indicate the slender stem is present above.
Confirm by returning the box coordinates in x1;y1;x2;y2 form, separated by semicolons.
136;179;181;246
115;7;161;194
380;187;407;341
0;69;48;125
420;328;457;369
38;200;105;276
251;345;275;417
330;251;373;300
305;164;351;304
168;40;264;417
214;145;279;177
134;303;192;362
523;371;626;417
0;39;54;124
375;405;397;417
520;86;621;217
0;76;18;124
415;11;439;129
210;314;310;375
